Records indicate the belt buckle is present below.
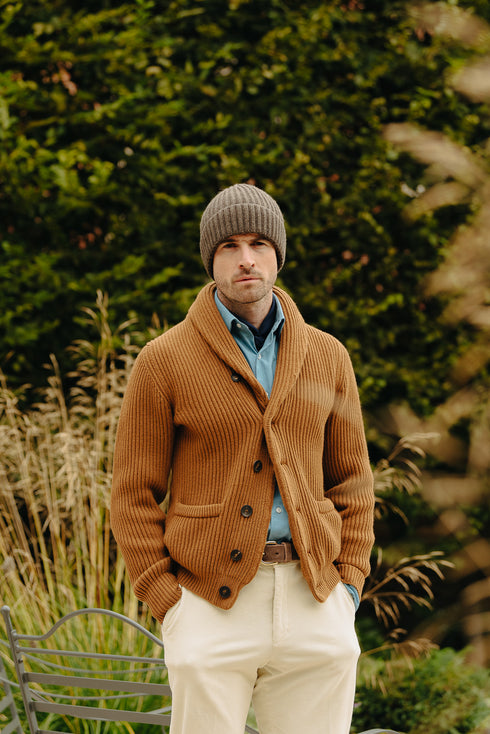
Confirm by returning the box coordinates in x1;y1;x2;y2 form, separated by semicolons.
262;540;280;565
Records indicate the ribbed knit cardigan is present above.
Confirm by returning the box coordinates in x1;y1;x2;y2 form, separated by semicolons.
111;283;375;623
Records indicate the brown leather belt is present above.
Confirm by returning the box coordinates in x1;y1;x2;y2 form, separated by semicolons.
262;541;299;563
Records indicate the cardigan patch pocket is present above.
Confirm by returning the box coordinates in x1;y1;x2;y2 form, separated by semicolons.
174;501;222;518
166;502;223;577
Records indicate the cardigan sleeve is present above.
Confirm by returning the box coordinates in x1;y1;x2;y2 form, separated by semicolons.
110;346;182;623
323;345;375;597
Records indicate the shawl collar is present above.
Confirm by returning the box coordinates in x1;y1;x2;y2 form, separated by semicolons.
186;283;309;414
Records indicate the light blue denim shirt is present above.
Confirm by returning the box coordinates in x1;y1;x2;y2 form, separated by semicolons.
214;291;359;610
214;291;291;541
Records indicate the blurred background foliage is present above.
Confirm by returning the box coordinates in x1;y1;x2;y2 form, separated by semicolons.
1;0;489;415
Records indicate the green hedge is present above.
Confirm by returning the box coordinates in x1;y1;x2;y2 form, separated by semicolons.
353;648;490;734
1;0;488;412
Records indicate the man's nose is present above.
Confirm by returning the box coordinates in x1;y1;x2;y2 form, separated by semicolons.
239;245;255;268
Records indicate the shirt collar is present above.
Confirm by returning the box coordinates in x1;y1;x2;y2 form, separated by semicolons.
214;291;285;338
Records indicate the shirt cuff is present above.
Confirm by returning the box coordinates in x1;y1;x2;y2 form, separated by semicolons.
343;583;360;611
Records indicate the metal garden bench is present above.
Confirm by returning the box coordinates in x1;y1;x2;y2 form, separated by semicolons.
0;656;23;734
2;605;173;733
1;605;400;734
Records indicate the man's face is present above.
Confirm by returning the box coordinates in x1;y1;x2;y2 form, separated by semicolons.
212;233;278;314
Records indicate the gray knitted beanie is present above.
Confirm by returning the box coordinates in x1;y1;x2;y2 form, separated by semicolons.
199;183;287;278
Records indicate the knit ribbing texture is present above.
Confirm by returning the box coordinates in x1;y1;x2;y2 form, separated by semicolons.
110;284;375;623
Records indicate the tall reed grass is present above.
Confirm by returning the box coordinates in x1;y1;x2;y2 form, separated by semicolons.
0;292;149;634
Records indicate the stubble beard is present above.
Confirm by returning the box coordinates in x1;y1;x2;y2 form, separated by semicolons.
215;272;274;313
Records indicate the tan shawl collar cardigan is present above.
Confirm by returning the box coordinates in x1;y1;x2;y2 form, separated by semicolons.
111;283;374;623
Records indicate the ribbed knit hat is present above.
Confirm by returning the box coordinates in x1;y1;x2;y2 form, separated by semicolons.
199;183;287;278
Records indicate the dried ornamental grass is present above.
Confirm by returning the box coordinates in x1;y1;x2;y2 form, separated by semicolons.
0;292;146;633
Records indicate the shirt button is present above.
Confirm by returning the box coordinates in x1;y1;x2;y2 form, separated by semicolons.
219;586;231;599
231;372;241;382
253;460;263;473
241;505;253;518
230;549;242;562
276;507;283;514
257;354;262;360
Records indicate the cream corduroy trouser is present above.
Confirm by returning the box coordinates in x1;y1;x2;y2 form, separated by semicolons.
161;561;360;734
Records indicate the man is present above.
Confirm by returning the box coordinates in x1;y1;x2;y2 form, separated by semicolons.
111;183;375;734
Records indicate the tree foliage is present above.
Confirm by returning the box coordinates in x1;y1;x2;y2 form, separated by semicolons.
1;0;489;412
